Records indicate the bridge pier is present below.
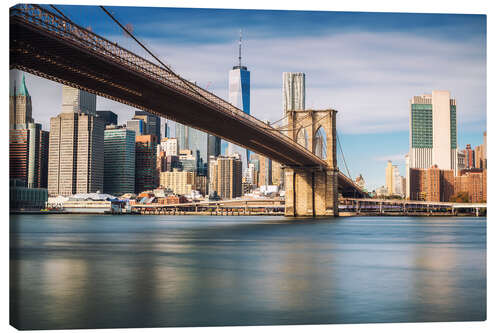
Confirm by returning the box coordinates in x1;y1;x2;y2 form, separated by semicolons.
284;167;338;217
284;109;341;217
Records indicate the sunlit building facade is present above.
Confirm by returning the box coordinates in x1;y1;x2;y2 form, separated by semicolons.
408;91;458;198
159;170;206;196
48;86;104;196
210;154;243;199
409;90;457;172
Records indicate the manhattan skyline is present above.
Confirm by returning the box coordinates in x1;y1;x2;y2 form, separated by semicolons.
8;5;486;191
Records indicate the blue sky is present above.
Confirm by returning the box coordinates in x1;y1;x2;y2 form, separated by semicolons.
13;4;486;191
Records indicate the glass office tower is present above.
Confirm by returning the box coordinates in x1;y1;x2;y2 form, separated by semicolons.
134;110;161;141
175;122;221;176
103;127;136;195
226;31;250;168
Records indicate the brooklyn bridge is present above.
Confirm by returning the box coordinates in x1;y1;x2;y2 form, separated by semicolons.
10;4;367;216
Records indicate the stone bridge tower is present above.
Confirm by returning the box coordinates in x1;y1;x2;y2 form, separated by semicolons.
284;109;339;217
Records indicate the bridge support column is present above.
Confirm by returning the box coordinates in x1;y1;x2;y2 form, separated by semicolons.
284;109;341;217
284;167;338;217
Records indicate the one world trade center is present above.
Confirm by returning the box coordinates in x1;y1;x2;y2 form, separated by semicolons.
226;30;250;169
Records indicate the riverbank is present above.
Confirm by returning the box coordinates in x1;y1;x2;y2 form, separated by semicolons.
10;210;485;217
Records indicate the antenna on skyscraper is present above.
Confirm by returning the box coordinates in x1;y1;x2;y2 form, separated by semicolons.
238;29;242;67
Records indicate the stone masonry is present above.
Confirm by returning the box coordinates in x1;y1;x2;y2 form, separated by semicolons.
284;109;338;216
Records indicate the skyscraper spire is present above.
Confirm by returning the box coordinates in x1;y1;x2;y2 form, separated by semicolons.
238;29;242;67
18;73;30;96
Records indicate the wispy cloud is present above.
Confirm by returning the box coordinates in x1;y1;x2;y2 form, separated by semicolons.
374;153;407;163
96;28;485;135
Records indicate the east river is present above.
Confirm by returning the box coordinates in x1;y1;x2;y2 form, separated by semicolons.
10;214;486;329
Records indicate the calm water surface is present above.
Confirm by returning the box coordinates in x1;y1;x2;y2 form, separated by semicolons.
10;215;486;329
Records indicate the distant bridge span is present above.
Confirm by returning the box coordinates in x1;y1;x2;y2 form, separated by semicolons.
10;4;366;198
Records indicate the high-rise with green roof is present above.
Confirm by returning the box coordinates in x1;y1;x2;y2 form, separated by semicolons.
9;72;49;189
407;90;458;197
9;73;33;127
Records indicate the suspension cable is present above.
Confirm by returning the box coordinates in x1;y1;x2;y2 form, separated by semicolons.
272;112;311;130
49;5;72;22
269;113;288;126
271;113;331;132
337;131;352;180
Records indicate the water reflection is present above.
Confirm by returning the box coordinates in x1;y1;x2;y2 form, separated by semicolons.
10;215;486;329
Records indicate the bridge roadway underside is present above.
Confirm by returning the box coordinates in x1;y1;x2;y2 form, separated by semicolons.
11;18;317;167
10;16;364;197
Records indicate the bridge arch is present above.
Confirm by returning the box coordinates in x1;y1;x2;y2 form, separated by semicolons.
296;126;309;150
313;126;327;160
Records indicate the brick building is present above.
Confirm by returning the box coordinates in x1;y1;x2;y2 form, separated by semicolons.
455;169;486;203
208;154;242;199
135;134;158;194
409;166;486;202
463;144;475;169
